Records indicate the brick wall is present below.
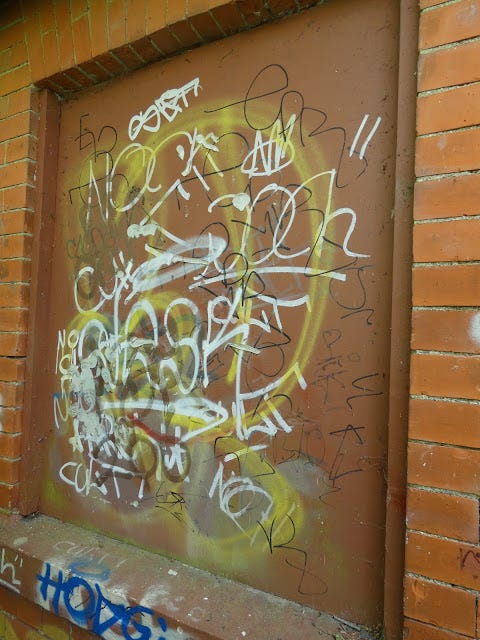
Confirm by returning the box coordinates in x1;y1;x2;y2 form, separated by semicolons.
404;0;480;639
0;0;479;638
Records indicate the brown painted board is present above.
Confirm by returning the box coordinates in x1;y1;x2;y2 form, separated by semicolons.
36;0;399;626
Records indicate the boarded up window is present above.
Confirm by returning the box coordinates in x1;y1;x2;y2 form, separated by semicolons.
37;0;400;625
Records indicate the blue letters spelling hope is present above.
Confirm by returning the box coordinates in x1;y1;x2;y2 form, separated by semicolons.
37;563;168;640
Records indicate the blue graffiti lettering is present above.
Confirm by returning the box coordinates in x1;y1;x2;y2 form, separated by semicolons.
37;563;167;640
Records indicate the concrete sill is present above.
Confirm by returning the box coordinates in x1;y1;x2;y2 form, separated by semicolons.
0;513;347;640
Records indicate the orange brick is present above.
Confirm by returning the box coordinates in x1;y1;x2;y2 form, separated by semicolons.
0;307;28;331
0;66;30;97
419;0;480;50
41;29;61;79
408;441;480;494
0;482;19;510
418;84;480;135
89;0;109;58
145;0;167;35
6;135;37;163
0;584;20;616
8;88;38;118
413;264;480;306
406;530;480;590
0;407;24;433
410;351;480;401
0;2;23;28
405;575;477;636
0;433;21;457
407;486;479;542
40;608;71;638
10;41;28;69
0;381;24;410
0;458;20;483
0;283;30;308
0;160;35;189
0;332;28;356
0;234;33;259
411;309;480;354
38;3;56;33
71;0;89;21
72;13;92;64
0;112;32;143
55;0;75;70
0;357;25;383
23;9;44;84
416;128;480;177
108;0;128;51
418;40;480;92
3;184;36;211
414;219;480;262
126;0;147;41
405;616;475;640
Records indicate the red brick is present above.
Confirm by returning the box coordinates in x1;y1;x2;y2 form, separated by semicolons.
0;283;30;308
412;309;480;354
40;608;71;638
14;596;43;630
418;40;480;92
408;441;480;494
0;307;28;331
414;219;480;262
416;128;480;177
108;0;127;50
419;0;480;50
0;584;20;616
129;37;163;64
405;574;477;636
72;13;92;64
5;616;44;640
168;20;201;48
64;66;91;88
210;4;246;35
149;27;183;55
77;59;113;84
0;407;24;433
189;11;225;41
0;433;21;457
418;84;480;135
55;0;75;70
112;44;143;71
413;264;480;306
406;531;480;590
91;52;126;78
404;616;475;640
236;0;269;26
0;482;19;510
407;486;479;542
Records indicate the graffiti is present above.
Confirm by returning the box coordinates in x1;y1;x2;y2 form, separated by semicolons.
37;562;168;640
45;53;389;611
0;547;23;593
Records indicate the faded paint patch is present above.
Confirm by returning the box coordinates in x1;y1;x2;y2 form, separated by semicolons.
469;312;480;345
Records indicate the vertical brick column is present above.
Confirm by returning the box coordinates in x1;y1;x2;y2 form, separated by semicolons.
405;1;480;638
0;3;38;513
